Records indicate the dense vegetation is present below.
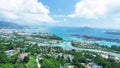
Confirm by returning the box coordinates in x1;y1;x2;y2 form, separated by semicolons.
110;45;120;52
31;34;63;40
0;40;37;68
71;41;120;53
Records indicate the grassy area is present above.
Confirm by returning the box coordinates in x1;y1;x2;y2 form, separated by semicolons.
40;58;60;68
26;56;37;68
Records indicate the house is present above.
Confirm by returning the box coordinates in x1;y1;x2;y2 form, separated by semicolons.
100;53;109;59
18;53;28;60
5;48;20;56
89;62;102;68
15;47;20;52
67;65;74;68
5;50;15;56
85;64;91;68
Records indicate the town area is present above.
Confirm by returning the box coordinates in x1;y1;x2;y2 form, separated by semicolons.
0;29;120;68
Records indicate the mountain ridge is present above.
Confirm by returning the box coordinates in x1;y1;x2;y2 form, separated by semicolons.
0;21;26;29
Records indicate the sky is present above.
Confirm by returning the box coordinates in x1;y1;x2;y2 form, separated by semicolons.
0;0;120;29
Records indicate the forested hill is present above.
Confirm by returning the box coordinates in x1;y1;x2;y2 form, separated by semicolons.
0;21;26;29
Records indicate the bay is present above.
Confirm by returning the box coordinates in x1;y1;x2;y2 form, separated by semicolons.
22;26;120;46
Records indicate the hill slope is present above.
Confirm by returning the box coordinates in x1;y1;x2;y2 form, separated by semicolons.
0;21;25;29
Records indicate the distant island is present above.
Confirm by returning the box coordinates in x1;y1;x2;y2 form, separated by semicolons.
105;31;120;35
78;26;93;30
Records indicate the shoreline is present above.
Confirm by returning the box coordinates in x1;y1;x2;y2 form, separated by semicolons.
53;41;120;57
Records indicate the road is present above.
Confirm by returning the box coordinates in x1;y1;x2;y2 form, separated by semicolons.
36;56;41;68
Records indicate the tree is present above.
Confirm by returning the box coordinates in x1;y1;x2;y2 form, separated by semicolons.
0;51;8;63
23;56;29;63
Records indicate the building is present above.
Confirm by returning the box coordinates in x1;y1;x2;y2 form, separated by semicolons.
19;53;28;60
5;50;15;56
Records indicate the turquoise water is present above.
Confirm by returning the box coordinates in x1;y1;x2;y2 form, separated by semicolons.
22;27;120;46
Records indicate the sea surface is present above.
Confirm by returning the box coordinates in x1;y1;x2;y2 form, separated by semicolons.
22;26;120;46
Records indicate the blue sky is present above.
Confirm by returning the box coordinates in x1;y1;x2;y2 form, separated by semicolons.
39;0;79;15
0;0;120;29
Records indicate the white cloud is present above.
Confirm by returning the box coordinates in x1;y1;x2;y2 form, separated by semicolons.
53;15;66;18
0;0;54;24
63;18;67;22
113;15;120;28
68;0;120;19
